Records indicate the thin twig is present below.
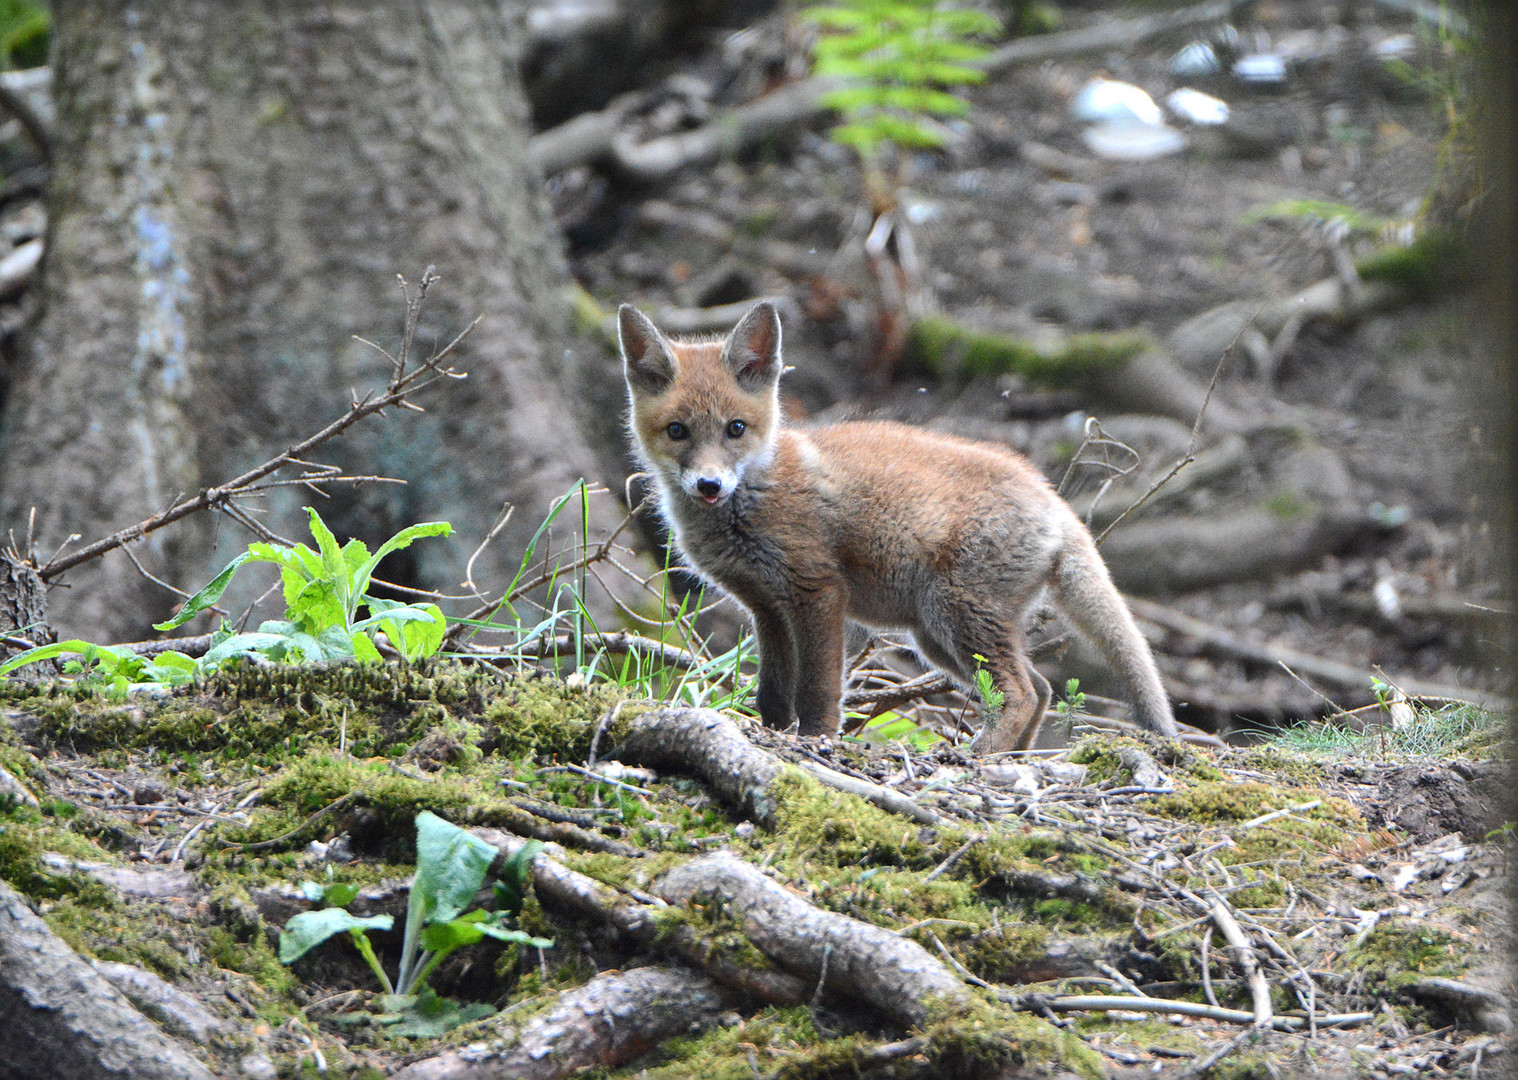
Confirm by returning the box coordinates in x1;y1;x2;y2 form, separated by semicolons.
37;271;474;582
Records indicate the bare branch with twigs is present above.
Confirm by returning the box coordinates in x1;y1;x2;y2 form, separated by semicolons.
33;268;473;583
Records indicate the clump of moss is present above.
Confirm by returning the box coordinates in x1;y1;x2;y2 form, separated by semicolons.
11;660;622;769
907;316;1149;386
1343;920;1466;991
770;769;941;869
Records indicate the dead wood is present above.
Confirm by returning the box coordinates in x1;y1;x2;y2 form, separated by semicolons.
389;965;743;1080
658;851;970;1028
0;879;218;1080
1098;501;1369;593
1127;596;1510;708
615;705;942;827
796;759;943;826
533;0;1253;180
474;829;810;1005
613;706;784;826
1165;277;1406;382
980;0;1251;75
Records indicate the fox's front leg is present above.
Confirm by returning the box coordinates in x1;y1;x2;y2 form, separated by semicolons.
750;607;799;731
790;585;847;736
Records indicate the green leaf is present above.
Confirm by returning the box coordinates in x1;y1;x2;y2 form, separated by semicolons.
279;908;393;964
0;640;131;678
412;811;498;925
349;520;452;609
418;916;486;956
200;631;293;666
356;601;446;661
351;632;383;663
493;839;544;916
325;882;361;907
152;551;255;631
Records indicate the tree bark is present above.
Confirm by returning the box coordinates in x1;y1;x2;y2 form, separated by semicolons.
0;880;218;1080
0;2;618;640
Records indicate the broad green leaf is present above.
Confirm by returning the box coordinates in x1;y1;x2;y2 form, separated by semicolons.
412;811;498;925
314;625;358;661
325;882;361;907
200;632;293;666
145;651;198;673
279;908;393;964
493;839;544;916
0;640;134;677
351;632;383;663
355;601;446;661
153;551;255;631
418;916;486;956
349;521;452;608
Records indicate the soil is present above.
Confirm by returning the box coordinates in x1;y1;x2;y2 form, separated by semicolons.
560;0;1502;739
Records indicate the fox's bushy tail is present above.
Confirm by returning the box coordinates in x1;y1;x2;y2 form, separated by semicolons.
1051;529;1177;737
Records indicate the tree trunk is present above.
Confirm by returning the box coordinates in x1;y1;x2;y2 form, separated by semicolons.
0;2;618;640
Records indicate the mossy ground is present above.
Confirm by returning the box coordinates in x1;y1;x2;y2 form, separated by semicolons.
0;664;1507;1077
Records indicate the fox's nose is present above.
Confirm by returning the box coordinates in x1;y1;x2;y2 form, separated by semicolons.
695;477;723;498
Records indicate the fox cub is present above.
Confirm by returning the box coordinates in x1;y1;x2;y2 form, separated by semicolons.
619;301;1177;753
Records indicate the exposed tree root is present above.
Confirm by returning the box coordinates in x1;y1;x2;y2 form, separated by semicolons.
0;880;217;1080
659;852;970;1028
1127;596;1510;707
615;705;943;826
476;827;811;1006
390;965;743;1080
613;706;784;826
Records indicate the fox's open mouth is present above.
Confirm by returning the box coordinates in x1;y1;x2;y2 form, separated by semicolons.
700;493;722;505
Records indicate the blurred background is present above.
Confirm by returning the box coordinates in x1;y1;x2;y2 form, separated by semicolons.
0;0;1503;743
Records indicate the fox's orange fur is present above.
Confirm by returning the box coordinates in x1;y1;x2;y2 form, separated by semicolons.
619;301;1177;753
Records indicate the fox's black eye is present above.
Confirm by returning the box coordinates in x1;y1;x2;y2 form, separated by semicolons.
666;421;689;441
726;419;747;439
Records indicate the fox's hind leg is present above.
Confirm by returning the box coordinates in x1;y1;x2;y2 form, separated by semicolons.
972;651;1052;755
914;614;1053;755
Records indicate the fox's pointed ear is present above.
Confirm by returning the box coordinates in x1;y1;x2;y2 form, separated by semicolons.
722;301;783;390
618;304;677;394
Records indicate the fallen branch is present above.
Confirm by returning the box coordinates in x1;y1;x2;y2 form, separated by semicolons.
1208;894;1274;1028
1014;992;1371;1032
659;851;971;1028
1126;596;1509;708
532;0;1252;179
796;759;942;826
390;965;743;1080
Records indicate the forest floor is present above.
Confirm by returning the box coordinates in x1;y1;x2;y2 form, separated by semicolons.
0;2;1513;1080
559;0;1504;739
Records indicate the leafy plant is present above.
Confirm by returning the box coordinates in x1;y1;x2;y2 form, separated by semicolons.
0;0;46;69
971;652;1004;728
0;507;451;693
156;506;451;664
804;0;998;185
1053;678;1086;721
279;811;550;1035
0;641;199;699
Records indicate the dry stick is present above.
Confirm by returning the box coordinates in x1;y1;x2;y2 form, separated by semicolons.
1094;315;1241;548
546;0;1252;180
1207;894;1273;1028
1020;993;1369;1032
36;270;474;583
1170;1028;1265;1080
1127;595;1508;708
